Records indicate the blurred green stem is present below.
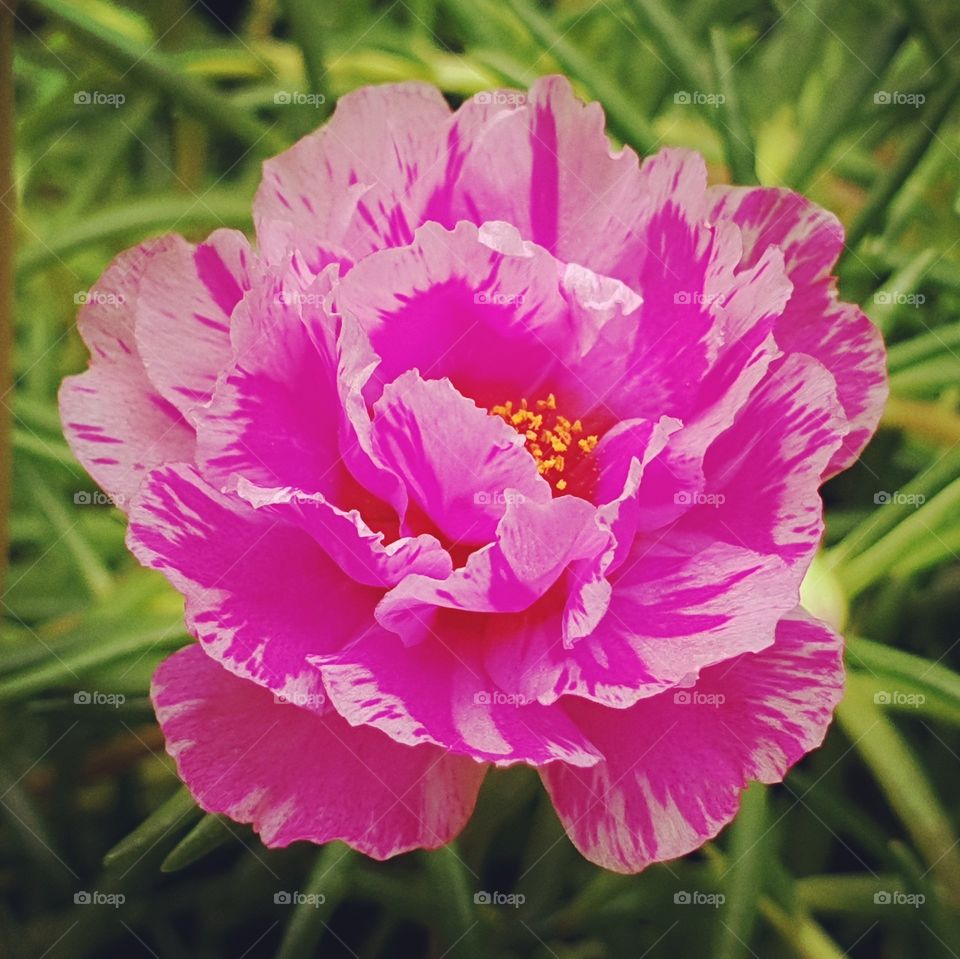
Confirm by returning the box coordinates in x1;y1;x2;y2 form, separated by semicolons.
0;0;14;600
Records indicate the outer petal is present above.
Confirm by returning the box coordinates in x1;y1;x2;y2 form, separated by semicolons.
254;83;452;266
311;626;602;769
707;185;887;475
59;239;194;509
135;230;255;421
153;645;486;857
541;608;844;873
485;536;793;708
128;464;376;710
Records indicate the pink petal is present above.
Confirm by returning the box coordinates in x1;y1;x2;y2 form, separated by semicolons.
135;230;255;421
707;185;887;476
196;266;351;499
59;239;195;508
311;626;602;768
153;645;486;857
128;464;375;710
541;608;844;872
254;83;452;266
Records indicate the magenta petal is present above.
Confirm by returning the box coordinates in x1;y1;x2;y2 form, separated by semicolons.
128;464;375;709
196;266;350;498
311;628;602;768
135;230;255;420
153;645;486;856
59;239;195;508
369;371;551;545
541;609;844;872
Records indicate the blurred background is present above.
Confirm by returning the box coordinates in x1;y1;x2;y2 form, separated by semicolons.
2;0;960;956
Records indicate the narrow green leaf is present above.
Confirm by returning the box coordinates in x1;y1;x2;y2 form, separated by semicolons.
844;69;960;252
716;783;767;959
275;844;356;959
709;28;757;184
423;843;484;959
103;787;201;871
160;813;233;872
25;0;284;153
836;673;960;906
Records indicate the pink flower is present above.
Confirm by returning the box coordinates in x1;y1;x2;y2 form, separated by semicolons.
60;77;886;872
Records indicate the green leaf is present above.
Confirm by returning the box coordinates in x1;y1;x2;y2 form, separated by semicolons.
160;813;233;872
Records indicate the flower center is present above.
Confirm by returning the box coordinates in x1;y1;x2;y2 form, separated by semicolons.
490;392;599;494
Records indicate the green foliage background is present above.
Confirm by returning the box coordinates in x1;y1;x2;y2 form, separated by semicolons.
3;0;960;956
